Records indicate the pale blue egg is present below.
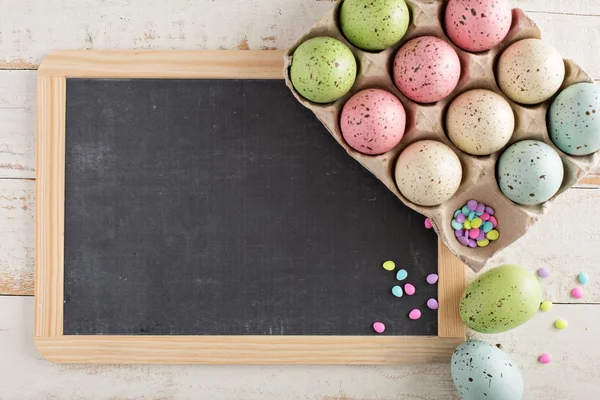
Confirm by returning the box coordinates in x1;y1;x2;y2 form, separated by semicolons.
391;285;403;297
549;82;600;156
451;340;523;400
396;269;408;281
497;140;564;205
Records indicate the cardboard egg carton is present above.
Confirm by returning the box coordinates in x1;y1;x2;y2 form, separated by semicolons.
283;0;599;271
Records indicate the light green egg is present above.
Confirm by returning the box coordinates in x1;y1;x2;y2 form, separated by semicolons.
460;264;541;333
290;37;357;103
549;82;600;156
452;340;523;400
340;0;410;51
497;140;564;205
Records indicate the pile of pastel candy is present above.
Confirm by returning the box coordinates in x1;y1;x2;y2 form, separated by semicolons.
451;200;500;248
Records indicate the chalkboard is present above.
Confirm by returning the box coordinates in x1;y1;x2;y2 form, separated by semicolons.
63;78;438;336
36;51;465;364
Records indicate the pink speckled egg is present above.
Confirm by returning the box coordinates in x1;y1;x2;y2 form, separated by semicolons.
444;0;512;53
340;89;406;155
393;36;461;103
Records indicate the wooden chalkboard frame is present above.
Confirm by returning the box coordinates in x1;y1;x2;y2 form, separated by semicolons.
36;50;466;364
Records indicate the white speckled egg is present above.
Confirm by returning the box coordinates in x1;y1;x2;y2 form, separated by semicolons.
395;140;462;206
446;89;515;155
340;89;406;155
497;140;564;205
497;39;565;105
393;36;461;104
549;82;600;156
452;340;524;400
445;0;512;53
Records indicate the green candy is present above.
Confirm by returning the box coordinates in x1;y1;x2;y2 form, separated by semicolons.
340;0;410;51
290;37;357;103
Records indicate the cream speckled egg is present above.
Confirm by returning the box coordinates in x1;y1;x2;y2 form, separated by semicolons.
446;89;515;155
393;36;461;104
395;140;462;206
340;89;406;155
445;0;512;53
497;39;565;105
497;140;564;205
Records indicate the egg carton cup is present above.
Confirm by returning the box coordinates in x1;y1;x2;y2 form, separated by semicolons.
283;0;599;271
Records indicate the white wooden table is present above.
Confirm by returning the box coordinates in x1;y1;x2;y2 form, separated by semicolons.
1;1;599;398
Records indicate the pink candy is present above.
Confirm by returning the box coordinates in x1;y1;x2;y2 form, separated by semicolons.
404;283;416;296
373;322;385;333
409;309;422;320
489;216;498;228
571;287;584;299
539;353;552;364
480;212;491;221
424;218;433;229
469;228;480;239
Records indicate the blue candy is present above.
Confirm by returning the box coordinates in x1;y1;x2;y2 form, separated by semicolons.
396;269;408;281
482;221;494;233
461;205;470;215
454;209;461;218
451;219;463;230
392;285;403;298
468;211;476;221
578;273;589;285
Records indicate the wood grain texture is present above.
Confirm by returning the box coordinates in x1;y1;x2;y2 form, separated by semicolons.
437;242;466;339
0;179;34;295
35;335;462;365
35;76;65;337
4;296;600;399
39;50;284;78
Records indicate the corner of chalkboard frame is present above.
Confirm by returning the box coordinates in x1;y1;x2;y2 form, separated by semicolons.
35;50;466;364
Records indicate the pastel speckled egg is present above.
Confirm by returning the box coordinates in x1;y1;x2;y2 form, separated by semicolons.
451;340;524;399
460;264;541;333
340;0;410;51
497;140;564;205
394;140;462;206
290;37;357;103
393;36;461;104
444;0;512;53
497;39;565;105
340;89;406;155
549;82;600;156
446;89;515;155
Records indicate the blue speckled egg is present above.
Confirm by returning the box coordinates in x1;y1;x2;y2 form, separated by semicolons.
497;140;564;205
549;82;600;156
452;340;523;400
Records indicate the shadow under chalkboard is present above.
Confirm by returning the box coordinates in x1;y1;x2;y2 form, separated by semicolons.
63;79;438;336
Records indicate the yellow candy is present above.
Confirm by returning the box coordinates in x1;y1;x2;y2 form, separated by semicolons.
383;260;396;271
486;229;500;241
555;319;568;329
463;220;471;230
540;301;553;312
471;217;482;229
477;239;489;247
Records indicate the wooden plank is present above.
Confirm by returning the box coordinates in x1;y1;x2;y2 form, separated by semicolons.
438;241;466;339
0;179;34;295
0;0;598;73
39;50;284;78
35;76;65;337
3;296;600;398
35;335;462;365
0;70;36;178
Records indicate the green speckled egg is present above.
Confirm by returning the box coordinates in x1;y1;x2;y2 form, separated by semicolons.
290;37;357;103
340;0;410;51
549;82;600;156
497;140;564;206
452;340;524;400
460;264;541;333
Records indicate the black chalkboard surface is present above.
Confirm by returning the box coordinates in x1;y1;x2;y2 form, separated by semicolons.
63;78;438;336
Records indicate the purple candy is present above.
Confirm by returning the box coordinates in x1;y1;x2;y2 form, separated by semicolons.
538;267;550;278
456;213;466;223
485;206;495;216
475;202;485;213
467;200;478;211
468;239;477;248
457;236;470;246
476;230;485;241
463;230;469;238
454;229;464;238
427;298;439;310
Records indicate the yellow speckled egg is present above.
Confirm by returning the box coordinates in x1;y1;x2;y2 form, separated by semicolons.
497;39;565;105
394;140;462;206
446;89;515;155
